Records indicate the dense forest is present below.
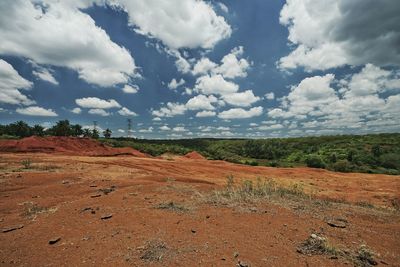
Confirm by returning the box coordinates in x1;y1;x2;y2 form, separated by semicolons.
1;120;400;175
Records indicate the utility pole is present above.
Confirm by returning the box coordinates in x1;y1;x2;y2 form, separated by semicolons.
127;118;132;138
93;121;97;132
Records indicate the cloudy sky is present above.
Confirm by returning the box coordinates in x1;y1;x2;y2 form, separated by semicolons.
0;0;399;138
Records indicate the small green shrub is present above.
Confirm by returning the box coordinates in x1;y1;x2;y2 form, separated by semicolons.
268;161;279;167
244;160;258;166
305;155;325;168
332;160;352;172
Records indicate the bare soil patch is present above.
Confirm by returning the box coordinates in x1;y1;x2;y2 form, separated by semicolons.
0;152;399;266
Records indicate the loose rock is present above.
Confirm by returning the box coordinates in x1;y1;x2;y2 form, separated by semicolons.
2;224;24;233
327;218;347;228
49;237;61;245
101;214;113;220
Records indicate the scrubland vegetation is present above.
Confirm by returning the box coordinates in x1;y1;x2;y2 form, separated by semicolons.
1;120;400;175
105;133;400;175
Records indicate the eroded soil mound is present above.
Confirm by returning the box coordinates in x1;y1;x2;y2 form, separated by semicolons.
183;151;206;160
0;136;148;157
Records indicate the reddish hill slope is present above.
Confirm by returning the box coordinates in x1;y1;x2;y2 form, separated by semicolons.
183;151;206;160
0;136;148;157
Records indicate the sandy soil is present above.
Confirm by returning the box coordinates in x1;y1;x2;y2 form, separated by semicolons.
0;153;399;266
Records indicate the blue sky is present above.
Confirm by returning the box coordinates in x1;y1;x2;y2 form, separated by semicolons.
0;0;399;138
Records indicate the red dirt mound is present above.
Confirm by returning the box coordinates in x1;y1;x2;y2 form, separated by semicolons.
183;151;206;160
0;136;148;157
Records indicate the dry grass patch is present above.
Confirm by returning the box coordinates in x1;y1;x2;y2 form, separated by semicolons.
204;175;310;206
155;201;190;213
21;202;58;220
297;234;341;257
298;234;378;267
354;245;378;267
139;239;168;262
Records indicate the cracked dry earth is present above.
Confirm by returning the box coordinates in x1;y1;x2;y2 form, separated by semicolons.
0;153;399;266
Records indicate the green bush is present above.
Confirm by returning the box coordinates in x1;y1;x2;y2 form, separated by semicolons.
305;155;326;168
268;161;279;167
380;153;400;170
244;160;258;166
331;160;352;172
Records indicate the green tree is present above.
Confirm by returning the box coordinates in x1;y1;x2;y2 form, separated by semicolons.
103;128;112;138
49;120;72;136
71;124;83;137
91;129;99;139
83;129;92;138
9;121;31;137
0;124;7;136
328;153;337;163
347;150;356;162
32;124;45;136
371;145;382;157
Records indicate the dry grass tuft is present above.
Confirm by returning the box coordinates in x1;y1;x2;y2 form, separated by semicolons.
298;235;378;267
297;234;341;257
354;245;378;267
21;202;57;219
139;239;168;262
155;201;190;212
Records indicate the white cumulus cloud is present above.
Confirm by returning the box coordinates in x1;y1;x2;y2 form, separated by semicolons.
151;102;187;117
88;108;110;116
71;107;82;114
168;78;185;90
32;66;58;85
0;0;137;87
218;106;263;119
122;84;139;94
118;107;138;116
194;74;239;96
222;90;260;107
196;110;216;117
112;0;232;49
186;95;217;110
0;59;34;105
75;97;121;109
278;0;400;71
16;106;57;117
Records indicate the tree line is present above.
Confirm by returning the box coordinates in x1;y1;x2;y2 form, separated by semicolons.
0;120;112;139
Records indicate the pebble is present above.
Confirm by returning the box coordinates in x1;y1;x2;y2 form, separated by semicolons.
237;260;250;267
310;234;317;239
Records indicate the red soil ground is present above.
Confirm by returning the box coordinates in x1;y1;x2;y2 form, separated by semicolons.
0;136;148;157
183;151;206;160
0;138;399;266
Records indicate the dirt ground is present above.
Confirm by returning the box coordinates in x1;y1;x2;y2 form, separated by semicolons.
0;153;399;266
